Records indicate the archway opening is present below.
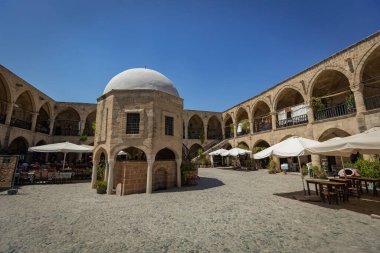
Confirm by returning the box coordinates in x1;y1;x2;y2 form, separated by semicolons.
53;108;80;136
154;148;177;191
224;115;233;138
8;137;29;160
318;128;351;173
0;76;10;124
253;140;270;169
11;91;34;130
207;116;222;140
155;148;176;160
237;141;249;150
36;103;51;134
188;115;204;139
253;101;272;133
311;70;354;121
236;108;250;136
275;88;307;128
362;46;380;110
84;111;96;136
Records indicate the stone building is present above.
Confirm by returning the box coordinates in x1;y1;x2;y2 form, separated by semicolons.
0;31;379;194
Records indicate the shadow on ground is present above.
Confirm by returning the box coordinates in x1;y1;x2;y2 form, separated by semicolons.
274;190;380;216
156;177;225;193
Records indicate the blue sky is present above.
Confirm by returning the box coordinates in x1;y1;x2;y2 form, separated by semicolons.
1;0;380;112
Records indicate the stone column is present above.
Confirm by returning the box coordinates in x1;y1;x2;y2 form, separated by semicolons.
203;124;207;142
146;158;154;194
176;158;182;188
91;160;98;188
106;160;115;195
80;120;86;134
271;112;277;130
306;102;314;124
249;118;254;135
352;87;366;114
272;156;280;171
233;123;237;138
31;112;38;131
221;123;225;139
104;161;109;182
49;119;55;135
5;102;14;125
184;122;188;139
311;154;321;167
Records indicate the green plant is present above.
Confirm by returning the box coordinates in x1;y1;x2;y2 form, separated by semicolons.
92;121;96;133
312;165;327;178
252;146;266;153
241;119;250;132
355;158;380;178
310;97;325;112
199;130;205;145
268;157;277;174
345;93;356;111
95;180;107;194
237;143;249;150
80;133;88;142
301;165;308;177
96;163;106;181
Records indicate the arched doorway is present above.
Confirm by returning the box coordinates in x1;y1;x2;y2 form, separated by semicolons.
252;101;272;133
84;111;96;136
236;108;249;136
36;103;51;134
154;148;177;191
253;140;270;169
361;45;380;110
237;141;249;150
8;137;29;160
0;75;10;124
207;116;222;140
114;147;148;195
188;143;202;159
318;128;351;172
53;108;81;136
275;88;307;128
224;114;233;138
188;115;204;139
11;91;34;130
311;70;354;121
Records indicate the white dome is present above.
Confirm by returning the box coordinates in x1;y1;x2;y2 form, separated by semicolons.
103;68;179;97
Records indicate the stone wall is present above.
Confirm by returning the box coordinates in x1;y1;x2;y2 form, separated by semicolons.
114;161;147;195
153;160;177;191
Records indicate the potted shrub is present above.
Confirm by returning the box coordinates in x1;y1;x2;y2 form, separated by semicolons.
345;93;356;113
96;181;107;194
181;162;198;186
355;158;380;178
268;157;277;174
310;97;325;112
312;165;327;179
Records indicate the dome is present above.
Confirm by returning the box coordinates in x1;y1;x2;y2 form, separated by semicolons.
103;68;179;97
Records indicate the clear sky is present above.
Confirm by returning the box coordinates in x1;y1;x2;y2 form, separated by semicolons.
1;0;380;112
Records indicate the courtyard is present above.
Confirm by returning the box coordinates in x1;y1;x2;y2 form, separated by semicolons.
1;168;379;253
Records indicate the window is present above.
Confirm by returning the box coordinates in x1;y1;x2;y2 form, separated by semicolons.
126;113;140;134
165;116;174;136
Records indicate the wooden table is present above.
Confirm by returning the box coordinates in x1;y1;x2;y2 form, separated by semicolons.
305;179;325;195
306;179;347;198
344;176;380;196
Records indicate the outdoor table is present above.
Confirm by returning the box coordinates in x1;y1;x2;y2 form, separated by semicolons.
345;176;380;196
305;179;325;195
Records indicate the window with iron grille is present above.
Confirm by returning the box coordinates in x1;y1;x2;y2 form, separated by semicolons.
126;113;140;134
165;116;174;136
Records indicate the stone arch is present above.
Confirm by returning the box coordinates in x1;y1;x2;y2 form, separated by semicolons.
235;107;250;136
354;40;380;87
35;140;47;146
280;135;295;142
8;136;29;156
188;143;202;159
309;67;352;97
11;91;35;130
53;107;81;136
274;87;308;127
237;141;249;150
358;44;380;110
310;69;353;121
36;102;52;134
252;139;270;169
253;139;270;149
153;148;177;191
224;113;234;138
318;128;351;142
222;143;232;150
252;100;272;133
188;114;204;139
84;111;96;136
207;116;222;140
94;146;108;162
0;73;11;124
116;147;147;161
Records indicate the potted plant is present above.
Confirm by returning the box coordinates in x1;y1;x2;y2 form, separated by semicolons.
95;181;107;194
181;162;198;186
312;165;327;179
268;157;277;174
345;93;356;113
310;97;325;112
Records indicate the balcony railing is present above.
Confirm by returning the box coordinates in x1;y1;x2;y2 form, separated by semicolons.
237;129;249;136
365;95;380;110
314;103;356;121
207;129;222;140
253;115;272;133
36;122;50;134
188;128;203;139
277;114;308;128
10;118;32;130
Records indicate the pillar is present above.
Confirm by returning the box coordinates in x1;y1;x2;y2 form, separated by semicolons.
91;160;98;188
271;112;276;130
306;101;314;124
311;154;321;167
203;123;207;142
176;158;182;188
221;123;225;139
146;158;154;194
352;87;366;114
184;122;188;139
272;156;280;171
49;119;55;135
249;118;254;135
106;160;115;195
31;112;38;131
104;161;109;182
233;123;237;138
80;120;86;134
5;102;14;125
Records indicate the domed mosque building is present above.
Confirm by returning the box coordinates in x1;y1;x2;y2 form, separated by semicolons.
91;68;183;194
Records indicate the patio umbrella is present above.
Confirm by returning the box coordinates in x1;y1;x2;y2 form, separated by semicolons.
253;136;321;194
28;141;93;170
221;148;252;157
308;127;380;156
209;148;228;156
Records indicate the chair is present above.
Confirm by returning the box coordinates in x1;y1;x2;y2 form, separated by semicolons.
319;184;338;204
348;179;361;198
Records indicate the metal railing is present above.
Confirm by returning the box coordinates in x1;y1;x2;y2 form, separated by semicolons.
253;115;272;133
365;94;380;110
188;128;203;139
237;129;250;136
314;103;356;121
35;122;50;134
207;129;222;140
276;114;308;128
10;118;32;130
